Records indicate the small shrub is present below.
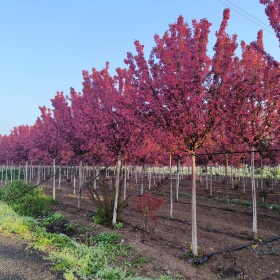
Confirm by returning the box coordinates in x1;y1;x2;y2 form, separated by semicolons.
132;193;164;230
114;222;124;230
41;212;64;226
94;232;121;244
206;224;212;232
0;181;54;218
32;226;74;251
88;175;128;226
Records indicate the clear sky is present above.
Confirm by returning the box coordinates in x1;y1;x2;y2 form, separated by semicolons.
0;0;279;136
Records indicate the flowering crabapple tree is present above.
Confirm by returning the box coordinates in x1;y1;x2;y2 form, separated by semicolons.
123;12;232;255
260;0;280;45
226;31;280;239
82;63;144;225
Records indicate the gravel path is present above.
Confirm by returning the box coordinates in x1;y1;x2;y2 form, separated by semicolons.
0;234;63;280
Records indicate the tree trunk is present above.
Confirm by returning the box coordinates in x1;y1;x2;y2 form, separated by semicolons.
176;158;180;202
251;146;258;239
210;166;213;197
225;154;229;206
56;166;60;190
191;154;198;256
112;154;122;225
148;167;152;190
73;167;76;194
141;164;145;195
78;160;83;209
123;166;127;200
169;154;173;219
260;154;263;191
52;158;56;199
25;161;28;183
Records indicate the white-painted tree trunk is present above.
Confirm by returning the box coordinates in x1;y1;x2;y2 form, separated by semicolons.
52;159;56;199
123;166;127;200
73;167;76;194
141;164;145;195
191;154;198;256
251;146;258;239
58;166;61;190
169;154;173;219
78;160;83;209
25;161;28;183
176;158;180;202
112;154;122;225
260;155;263;191
210;166;213;197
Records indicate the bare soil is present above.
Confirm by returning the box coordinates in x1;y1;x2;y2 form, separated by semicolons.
41;172;280;280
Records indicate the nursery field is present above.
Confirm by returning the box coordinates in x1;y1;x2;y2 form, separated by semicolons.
36;169;280;280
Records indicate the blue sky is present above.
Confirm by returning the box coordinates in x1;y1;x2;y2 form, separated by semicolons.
0;0;279;135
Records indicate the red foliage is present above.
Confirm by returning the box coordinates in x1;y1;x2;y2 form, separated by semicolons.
260;0;280;44
132;193;164;227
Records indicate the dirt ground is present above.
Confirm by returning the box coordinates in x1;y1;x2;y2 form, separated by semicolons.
40;170;280;280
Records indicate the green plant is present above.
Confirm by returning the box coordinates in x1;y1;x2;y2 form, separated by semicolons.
65;221;79;232
88;174;128;226
32;226;74;251
114;222;124;230
132;257;155;268
94;232;121;244
222;207;236;213
0;203;37;235
0;181;55;218
206;223;212;232
231;198;252;207
41;212;64;226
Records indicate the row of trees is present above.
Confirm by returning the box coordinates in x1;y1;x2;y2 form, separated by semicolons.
0;2;279;256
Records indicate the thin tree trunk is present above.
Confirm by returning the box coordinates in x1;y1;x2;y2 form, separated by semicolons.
176;158;180;202
169;154;173;219
112;154;122;225
25;161;28;183
78;160;82;209
251;146;258;239
243;161;246;194
58;166;61;190
191;154;198;256
141;164;144;195
148;167;152;190
225;154;229;206
210;166;213;197
260;154;264;191
73;167;76;194
123;166;127;200
52;158;56;199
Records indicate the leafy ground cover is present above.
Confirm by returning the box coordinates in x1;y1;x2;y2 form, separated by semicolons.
1;174;280;279
39;173;280;280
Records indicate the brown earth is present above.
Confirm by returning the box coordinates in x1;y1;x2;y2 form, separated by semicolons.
40;171;280;280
